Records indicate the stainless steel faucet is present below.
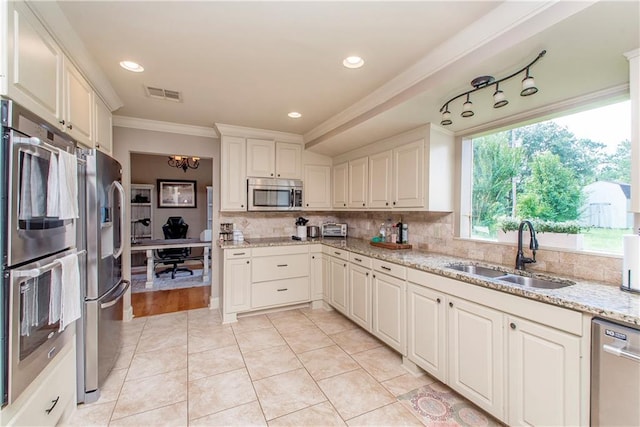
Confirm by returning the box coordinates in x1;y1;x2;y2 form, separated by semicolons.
515;220;539;270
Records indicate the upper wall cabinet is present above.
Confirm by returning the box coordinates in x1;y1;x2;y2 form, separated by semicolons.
247;139;302;179
304;165;331;210
332;162;348;209
221;135;247;211
348;156;368;209
4;1;108;149
94;96;113;154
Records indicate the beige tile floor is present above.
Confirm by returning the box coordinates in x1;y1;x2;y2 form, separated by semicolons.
64;306;460;426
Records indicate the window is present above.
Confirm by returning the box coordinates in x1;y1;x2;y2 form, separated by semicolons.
464;100;631;255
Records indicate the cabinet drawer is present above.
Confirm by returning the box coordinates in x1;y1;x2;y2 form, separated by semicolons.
252;245;308;257
225;248;251;259
7;343;76;427
349;253;372;268
323;246;349;261
373;259;406;280
251;277;310;308
252;253;309;282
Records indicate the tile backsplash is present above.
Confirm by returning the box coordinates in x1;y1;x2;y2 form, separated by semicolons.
220;211;622;286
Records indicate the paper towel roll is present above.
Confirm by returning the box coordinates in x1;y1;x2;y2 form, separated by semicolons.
622;234;640;291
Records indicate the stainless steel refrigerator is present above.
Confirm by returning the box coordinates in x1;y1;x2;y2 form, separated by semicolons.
76;149;129;403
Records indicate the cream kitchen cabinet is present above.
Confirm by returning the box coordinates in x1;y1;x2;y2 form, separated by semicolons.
332;162;348;208
372;260;407;355
407;283;446;381
251;246;310;309
94;95;113;154
507;315;581;426
221;135;247;211
246;139;302;179
322;252;331;302
348;156;368;208
325;247;349;315
348;254;372;331
309;245;323;301
368;150;393;208
303;165;331;210
393;139;424;208
223;249;252;322
6;1;94;147
447;295;504;420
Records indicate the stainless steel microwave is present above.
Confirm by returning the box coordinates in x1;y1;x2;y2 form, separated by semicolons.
247;178;303;211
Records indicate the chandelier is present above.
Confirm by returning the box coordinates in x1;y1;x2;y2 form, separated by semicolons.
168;155;200;172
439;50;546;126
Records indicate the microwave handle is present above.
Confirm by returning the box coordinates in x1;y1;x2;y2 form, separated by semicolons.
112;181;126;259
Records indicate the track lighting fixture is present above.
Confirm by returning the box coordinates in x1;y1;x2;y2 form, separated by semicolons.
439;50;546;126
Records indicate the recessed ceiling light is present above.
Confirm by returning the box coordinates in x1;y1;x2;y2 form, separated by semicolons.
288;112;302;119
343;56;364;69
119;60;144;72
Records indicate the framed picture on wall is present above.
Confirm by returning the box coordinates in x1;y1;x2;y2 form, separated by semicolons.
157;179;197;208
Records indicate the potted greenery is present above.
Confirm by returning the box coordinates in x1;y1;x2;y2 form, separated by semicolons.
496;216;585;250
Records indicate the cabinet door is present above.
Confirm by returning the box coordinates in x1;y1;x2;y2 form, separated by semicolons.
372;272;406;354
206;186;213;230
275;142;302;179
322;254;330;302
329;256;348;315
246;138;275;177
63;59;93;146
94;96;112;154
447;296;504;420
369;150;393;208
393;139;424;208
507;316;581;426
6;1;63;126
224;258;251;312
348;157;368;208
407;283;446;381
310;251;323;301
304;165;331;210
221;136;247;211
349;263;371;331
332;162;348;208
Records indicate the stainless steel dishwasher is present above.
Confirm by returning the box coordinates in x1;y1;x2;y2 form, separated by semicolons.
591;318;640;426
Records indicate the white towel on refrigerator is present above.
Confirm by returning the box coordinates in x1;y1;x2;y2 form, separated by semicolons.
46;151;60;218
57;150;78;220
19;153;32;220
58;253;81;332
49;264;62;324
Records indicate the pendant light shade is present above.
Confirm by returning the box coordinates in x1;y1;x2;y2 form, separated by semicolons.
440;107;452;126
520;68;538;96
493;83;508;108
461;95;474;117
437;50;545;125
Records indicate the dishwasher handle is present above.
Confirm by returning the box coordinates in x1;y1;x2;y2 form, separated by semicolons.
603;343;640;362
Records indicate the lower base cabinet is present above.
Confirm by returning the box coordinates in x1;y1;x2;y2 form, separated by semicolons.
349;263;372;331
507;315;581;426
447;296;504;420
372;271;406;355
329;256;348;315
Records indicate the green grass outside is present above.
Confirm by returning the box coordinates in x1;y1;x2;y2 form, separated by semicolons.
582;227;631;255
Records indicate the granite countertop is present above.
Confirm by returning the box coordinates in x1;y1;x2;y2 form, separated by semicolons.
220;237;640;327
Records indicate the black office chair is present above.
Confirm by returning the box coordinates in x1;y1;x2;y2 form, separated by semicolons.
155;217;193;279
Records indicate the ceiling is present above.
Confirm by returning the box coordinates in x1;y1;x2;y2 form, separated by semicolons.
48;1;639;157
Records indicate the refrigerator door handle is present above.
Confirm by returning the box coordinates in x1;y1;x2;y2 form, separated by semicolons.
112;181;126;259
100;280;130;309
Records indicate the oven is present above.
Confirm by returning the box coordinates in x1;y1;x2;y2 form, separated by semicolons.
6;249;79;404
2;99;77;266
247;177;303;211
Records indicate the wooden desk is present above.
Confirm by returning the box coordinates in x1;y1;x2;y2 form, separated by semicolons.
131;238;211;288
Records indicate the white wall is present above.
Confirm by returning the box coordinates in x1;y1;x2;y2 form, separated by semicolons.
112;125;220;317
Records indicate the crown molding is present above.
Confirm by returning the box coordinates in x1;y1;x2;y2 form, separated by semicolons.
114;116;218;138
214;123;303;144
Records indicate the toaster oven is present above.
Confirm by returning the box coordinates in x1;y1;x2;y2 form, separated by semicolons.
322;223;347;237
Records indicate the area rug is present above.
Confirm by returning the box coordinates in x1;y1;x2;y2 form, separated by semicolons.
398;382;502;427
131;269;208;293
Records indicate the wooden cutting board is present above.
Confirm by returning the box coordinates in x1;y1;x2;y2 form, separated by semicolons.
369;241;412;250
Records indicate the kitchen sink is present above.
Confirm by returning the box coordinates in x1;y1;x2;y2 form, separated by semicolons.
496;274;574;289
446;264;507;278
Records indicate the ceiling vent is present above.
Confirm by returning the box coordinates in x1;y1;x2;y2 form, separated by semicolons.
144;85;182;102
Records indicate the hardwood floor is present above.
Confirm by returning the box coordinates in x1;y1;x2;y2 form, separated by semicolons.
131;285;211;317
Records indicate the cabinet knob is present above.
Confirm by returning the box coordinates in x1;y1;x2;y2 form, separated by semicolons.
312;256;315;259
96;143;101;148
277;174;280;177
449;302;453;308
59;120;65;125
343;263;347;267
67;124;73;130
241;205;244;208
270;173;274;176
362;203;365;207
246;261;250;264
436;298;441;304
510;322;516;330
373;274;376;278
385;202;389;206
306;203;309;207
366;272;369;276
393;201;396;206
343;203;346;207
